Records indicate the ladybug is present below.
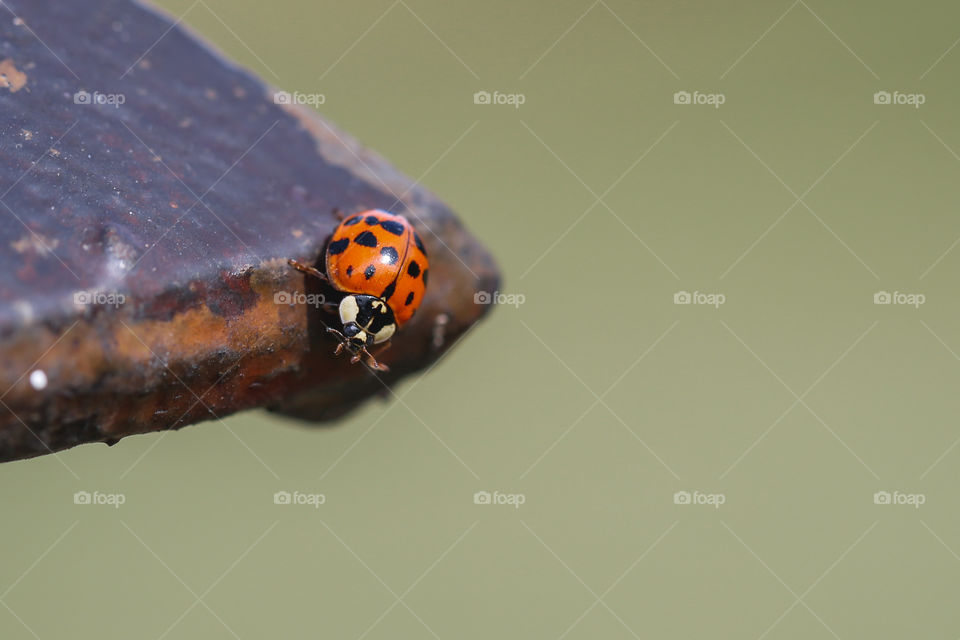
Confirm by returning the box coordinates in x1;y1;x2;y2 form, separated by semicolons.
288;209;429;371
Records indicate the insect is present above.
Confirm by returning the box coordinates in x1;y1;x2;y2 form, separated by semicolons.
288;209;429;371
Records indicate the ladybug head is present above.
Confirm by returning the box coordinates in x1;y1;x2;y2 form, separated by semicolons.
337;294;396;352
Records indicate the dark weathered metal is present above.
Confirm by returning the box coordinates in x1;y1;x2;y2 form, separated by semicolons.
0;0;499;462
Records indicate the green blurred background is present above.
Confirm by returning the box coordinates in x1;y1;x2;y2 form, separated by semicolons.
4;0;960;637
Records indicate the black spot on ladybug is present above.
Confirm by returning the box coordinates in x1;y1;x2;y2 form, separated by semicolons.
364;264;376;279
354;230;378;247
380;246;399;265
381;280;396;300
343;215;362;226
346;265;353;276
405;291;415;306
414;232;426;255
380;219;405;235
407;260;421;278
328;238;349;255
365;215;380;225
422;269;429;286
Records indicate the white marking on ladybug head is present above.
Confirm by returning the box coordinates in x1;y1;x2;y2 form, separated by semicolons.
371;321;395;344
338;295;368;348
339;295;359;325
365;298;395;343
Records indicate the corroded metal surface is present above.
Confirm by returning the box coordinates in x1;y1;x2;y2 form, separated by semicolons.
0;0;499;462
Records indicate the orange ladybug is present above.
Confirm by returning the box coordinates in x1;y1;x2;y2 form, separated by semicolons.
288;209;429;371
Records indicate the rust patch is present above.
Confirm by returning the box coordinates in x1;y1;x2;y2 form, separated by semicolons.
0;58;27;92
195;270;261;319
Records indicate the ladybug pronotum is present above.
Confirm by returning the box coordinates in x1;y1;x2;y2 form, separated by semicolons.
288;209;429;371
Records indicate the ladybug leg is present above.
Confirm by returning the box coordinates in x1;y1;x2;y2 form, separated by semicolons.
323;327;389;372
288;258;328;282
326;327;348;356
361;346;390;373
